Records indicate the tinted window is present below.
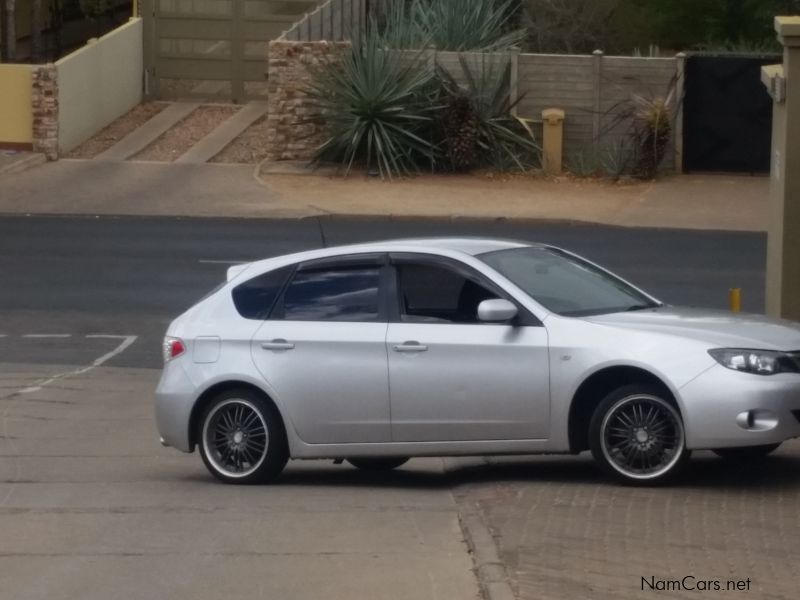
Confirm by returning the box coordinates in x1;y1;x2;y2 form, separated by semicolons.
232;266;293;320
397;263;499;324
282;267;381;322
480;247;658;317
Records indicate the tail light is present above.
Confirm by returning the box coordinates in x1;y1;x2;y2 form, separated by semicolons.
163;337;186;363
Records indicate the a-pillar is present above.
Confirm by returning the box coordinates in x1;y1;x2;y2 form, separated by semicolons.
763;16;800;320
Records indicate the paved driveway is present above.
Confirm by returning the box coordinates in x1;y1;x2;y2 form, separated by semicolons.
449;448;800;600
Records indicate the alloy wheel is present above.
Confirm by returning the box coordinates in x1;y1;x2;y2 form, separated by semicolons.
202;398;269;478
600;394;684;481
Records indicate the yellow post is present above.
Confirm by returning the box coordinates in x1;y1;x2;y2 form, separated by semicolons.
729;288;742;313
541;108;565;175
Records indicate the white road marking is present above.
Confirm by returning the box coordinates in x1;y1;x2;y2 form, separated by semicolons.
17;335;138;394
22;334;72;339
199;259;248;265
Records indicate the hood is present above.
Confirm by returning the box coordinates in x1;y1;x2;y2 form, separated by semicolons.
585;306;800;350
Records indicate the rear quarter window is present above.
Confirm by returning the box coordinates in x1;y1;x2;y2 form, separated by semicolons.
232;265;293;320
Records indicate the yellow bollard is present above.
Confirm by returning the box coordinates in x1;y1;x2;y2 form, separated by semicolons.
729;288;742;313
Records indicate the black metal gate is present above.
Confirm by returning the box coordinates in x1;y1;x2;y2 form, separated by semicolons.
683;54;779;173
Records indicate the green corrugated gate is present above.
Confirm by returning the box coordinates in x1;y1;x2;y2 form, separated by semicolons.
142;0;318;102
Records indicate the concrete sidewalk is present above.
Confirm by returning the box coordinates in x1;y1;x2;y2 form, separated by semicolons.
0;363;479;600
0;158;769;231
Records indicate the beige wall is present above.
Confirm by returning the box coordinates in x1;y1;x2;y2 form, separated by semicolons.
56;17;143;153
0;64;33;145
517;52;678;169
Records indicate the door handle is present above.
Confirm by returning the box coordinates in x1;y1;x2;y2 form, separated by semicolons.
392;341;428;353
261;339;295;351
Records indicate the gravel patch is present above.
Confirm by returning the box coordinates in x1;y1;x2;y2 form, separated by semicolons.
133;105;240;162
210;115;270;164
66;103;168;159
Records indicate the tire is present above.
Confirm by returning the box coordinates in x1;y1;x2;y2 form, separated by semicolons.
589;384;690;486
713;443;781;460
346;457;409;471
198;388;288;484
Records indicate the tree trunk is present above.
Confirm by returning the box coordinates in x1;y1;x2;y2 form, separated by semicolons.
30;0;43;62
2;0;16;62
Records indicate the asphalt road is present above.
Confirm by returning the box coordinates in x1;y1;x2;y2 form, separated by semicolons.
0;215;766;368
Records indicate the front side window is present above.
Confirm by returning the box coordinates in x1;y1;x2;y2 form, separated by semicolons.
396;263;499;324
479;247;659;317
282;266;381;322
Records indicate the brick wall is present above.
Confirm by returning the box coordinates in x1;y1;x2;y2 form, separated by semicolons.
266;40;350;162
31;64;59;160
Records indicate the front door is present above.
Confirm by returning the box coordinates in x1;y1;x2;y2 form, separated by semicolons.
387;256;550;442
251;256;390;444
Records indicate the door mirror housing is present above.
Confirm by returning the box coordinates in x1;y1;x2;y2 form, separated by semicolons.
477;299;518;322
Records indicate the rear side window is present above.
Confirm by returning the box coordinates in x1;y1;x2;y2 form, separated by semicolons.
281;266;381;322
232;266;293;320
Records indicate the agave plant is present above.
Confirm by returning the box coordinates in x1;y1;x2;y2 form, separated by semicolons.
305;28;438;178
436;55;540;171
378;0;525;52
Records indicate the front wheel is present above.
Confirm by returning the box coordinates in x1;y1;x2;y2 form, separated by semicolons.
198;389;288;484
590;385;690;486
346;457;409;471
713;443;781;460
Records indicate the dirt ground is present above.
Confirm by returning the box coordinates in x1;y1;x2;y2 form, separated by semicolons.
210;115;269;164
66;103;168;158
134;105;240;162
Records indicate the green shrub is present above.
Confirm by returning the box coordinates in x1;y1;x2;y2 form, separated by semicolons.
436;55;540;171
379;0;525;52
306;31;439;178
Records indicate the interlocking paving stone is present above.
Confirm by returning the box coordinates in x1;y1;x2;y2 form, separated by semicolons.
451;448;800;600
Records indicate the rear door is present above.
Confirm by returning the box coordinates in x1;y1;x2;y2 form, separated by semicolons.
386;254;550;442
250;254;392;444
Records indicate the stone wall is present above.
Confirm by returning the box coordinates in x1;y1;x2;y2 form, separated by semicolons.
31;64;59;160
266;40;350;162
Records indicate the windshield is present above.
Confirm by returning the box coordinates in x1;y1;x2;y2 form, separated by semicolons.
479;247;660;317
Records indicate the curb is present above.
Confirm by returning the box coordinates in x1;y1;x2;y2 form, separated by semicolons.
0;153;46;177
458;504;517;600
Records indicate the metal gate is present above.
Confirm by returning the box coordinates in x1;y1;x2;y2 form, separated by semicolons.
683;54;780;173
142;0;319;102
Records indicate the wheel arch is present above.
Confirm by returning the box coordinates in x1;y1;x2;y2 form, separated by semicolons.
567;365;679;453
188;380;289;452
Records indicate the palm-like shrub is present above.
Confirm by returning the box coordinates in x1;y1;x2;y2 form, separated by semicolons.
306;31;438;178
378;0;525;52
436;55;540;171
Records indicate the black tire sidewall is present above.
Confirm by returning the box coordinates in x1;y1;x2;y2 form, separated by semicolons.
198;388;288;485
589;384;689;486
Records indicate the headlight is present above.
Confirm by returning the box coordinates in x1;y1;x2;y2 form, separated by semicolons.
708;349;800;375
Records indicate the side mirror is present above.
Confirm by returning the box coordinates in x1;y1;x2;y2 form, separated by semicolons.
477;299;518;323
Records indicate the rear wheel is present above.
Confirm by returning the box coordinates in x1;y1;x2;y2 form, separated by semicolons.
346;457;409;471
590;384;690;485
198;389;288;484
713;443;781;460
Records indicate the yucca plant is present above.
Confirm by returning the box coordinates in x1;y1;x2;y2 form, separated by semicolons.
602;77;679;180
436;55;540;171
305;28;439;178
629;90;675;179
378;0;525;52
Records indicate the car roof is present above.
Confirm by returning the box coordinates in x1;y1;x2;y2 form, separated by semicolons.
231;238;543;281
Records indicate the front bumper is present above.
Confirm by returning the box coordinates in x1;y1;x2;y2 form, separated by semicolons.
679;364;800;449
154;360;197;453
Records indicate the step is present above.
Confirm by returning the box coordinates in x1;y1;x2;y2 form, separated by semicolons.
175;101;268;164
95;102;200;161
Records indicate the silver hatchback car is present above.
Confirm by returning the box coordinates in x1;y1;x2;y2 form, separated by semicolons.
155;238;800;485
